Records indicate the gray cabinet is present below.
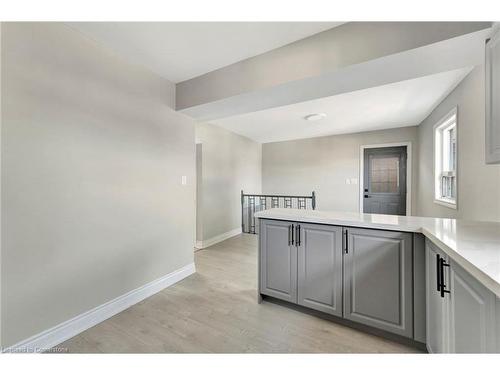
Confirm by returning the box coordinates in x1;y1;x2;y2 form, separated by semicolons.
297;223;343;317
412;234;427;343
486;28;500;164
259;219;297;303
448;259;497;353
343;228;413;338
425;240;449;353
426;239;498;353
259;219;416;340
260;218;500;348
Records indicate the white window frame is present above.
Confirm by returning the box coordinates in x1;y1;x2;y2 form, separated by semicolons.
433;107;458;209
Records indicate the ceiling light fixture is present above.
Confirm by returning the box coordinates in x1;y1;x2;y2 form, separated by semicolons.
304;113;327;122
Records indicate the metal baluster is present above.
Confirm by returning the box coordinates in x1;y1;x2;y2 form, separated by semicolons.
247;196;253;234
298;197;306;209
271;196;279;208
250;196;256;234
260;196;266;210
241;190;244;233
244;195;248;233
240;192;317;233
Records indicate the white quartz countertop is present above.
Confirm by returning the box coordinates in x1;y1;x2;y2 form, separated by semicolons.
254;208;500;298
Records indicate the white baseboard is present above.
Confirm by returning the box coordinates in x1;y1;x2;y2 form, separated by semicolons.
195;227;242;249
3;262;196;353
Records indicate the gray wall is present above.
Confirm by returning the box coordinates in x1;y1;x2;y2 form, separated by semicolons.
1;23;196;347
195;123;261;241
417;65;500;221
262;126;419;213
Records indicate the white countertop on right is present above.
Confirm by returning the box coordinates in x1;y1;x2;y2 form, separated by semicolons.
421;219;500;297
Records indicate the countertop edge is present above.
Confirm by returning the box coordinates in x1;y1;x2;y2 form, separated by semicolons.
420;228;500;298
253;212;424;232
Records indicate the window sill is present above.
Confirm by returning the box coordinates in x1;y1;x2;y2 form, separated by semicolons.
434;198;457;210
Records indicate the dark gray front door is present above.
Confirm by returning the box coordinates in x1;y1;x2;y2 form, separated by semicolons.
363;146;407;215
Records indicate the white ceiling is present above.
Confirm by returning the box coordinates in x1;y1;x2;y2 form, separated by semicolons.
67;22;341;83
213;68;472;143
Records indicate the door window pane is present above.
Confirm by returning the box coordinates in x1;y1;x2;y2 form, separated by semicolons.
370;155;399;193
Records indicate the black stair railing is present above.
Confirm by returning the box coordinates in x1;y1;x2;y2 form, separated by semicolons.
241;190;316;234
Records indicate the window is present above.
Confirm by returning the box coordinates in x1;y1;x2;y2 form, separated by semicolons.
434;108;457;209
369;154;400;193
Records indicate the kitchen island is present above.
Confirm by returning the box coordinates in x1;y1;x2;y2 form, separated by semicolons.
254;208;500;353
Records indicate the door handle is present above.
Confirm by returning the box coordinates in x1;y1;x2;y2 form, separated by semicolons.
437;254;451;297
343;229;348;254
296;225;301;246
291;224;294;245
439;257;451;298
436;254;441;292
288;225;291;246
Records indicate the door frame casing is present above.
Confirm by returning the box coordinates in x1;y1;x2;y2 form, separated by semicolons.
359;142;412;215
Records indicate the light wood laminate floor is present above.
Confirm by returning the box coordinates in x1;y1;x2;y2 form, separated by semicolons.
61;234;422;353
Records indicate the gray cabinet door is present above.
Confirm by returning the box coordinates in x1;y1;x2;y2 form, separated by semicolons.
344;228;413;337
448;260;497;353
259;219;297;303
425;240;449;353
297;223;343;317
